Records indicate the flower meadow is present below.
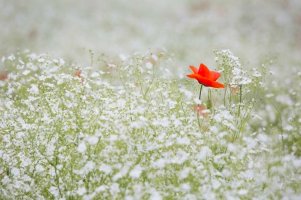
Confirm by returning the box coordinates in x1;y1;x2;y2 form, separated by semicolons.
0;49;301;199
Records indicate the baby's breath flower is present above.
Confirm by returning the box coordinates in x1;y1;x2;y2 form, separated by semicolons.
215;49;251;86
0;51;300;200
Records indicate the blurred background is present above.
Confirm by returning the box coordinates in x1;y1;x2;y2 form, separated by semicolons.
1;0;300;72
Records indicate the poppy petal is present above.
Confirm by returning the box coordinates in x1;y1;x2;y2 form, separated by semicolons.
210;81;224;88
189;73;213;86
210;71;220;81
187;73;199;80
189;73;224;88
198;63;211;77
189;66;198;74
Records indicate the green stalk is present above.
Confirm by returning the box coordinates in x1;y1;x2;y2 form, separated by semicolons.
207;89;212;109
223;86;227;107
238;85;242;116
199;85;203;100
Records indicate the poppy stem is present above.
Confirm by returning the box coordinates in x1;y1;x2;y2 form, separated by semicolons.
199;85;203;100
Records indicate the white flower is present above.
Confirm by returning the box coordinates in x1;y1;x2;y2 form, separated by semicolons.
212;179;221;189
49;186;60;197
112;166;129;181
86;135;99;145
11;167;20;176
28;84;39;95
179;168;190;179
231;67;252;85
176;137;190;145
215;49;251;85
77;142;87;153
35;164;45;173
99;164;112;175
80;161;95;175
180;183;191;192
197;146;212;161
95;185;107;193
152;117;170;127
110;183;120;195
77;187;86;196
153;158;166;168
252;68;262;77
150;189;162;200
129;165;143;179
22;70;31;75
7;55;15;61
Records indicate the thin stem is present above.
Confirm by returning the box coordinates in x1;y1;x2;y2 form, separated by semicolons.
238;85;242;116
196;111;202;130
199;85;203;100
223;86;227;107
207;89;212;109
54;156;63;198
89;49;94;67
229;89;232;106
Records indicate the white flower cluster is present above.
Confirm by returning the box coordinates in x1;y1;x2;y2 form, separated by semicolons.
215;49;252;86
0;52;300;199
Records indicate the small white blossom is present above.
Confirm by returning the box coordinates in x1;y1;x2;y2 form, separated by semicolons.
99;164;112;175
197;146;212;161
110;183;120;195
150;189;162;200
77;187;86;196
86;135;99;145
28;84;39;94
77;142;87;153
129;165;143;179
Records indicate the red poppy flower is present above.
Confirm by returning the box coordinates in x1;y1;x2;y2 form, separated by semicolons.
187;63;224;88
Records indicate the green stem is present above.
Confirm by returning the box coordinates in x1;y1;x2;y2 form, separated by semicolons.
223;86;227;107
196;111;202;130
229;89;232;106
207;89;212;109
199;85;203;101
238;85;242;116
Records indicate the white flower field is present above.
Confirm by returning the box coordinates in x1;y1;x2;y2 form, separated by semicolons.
0;0;301;199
